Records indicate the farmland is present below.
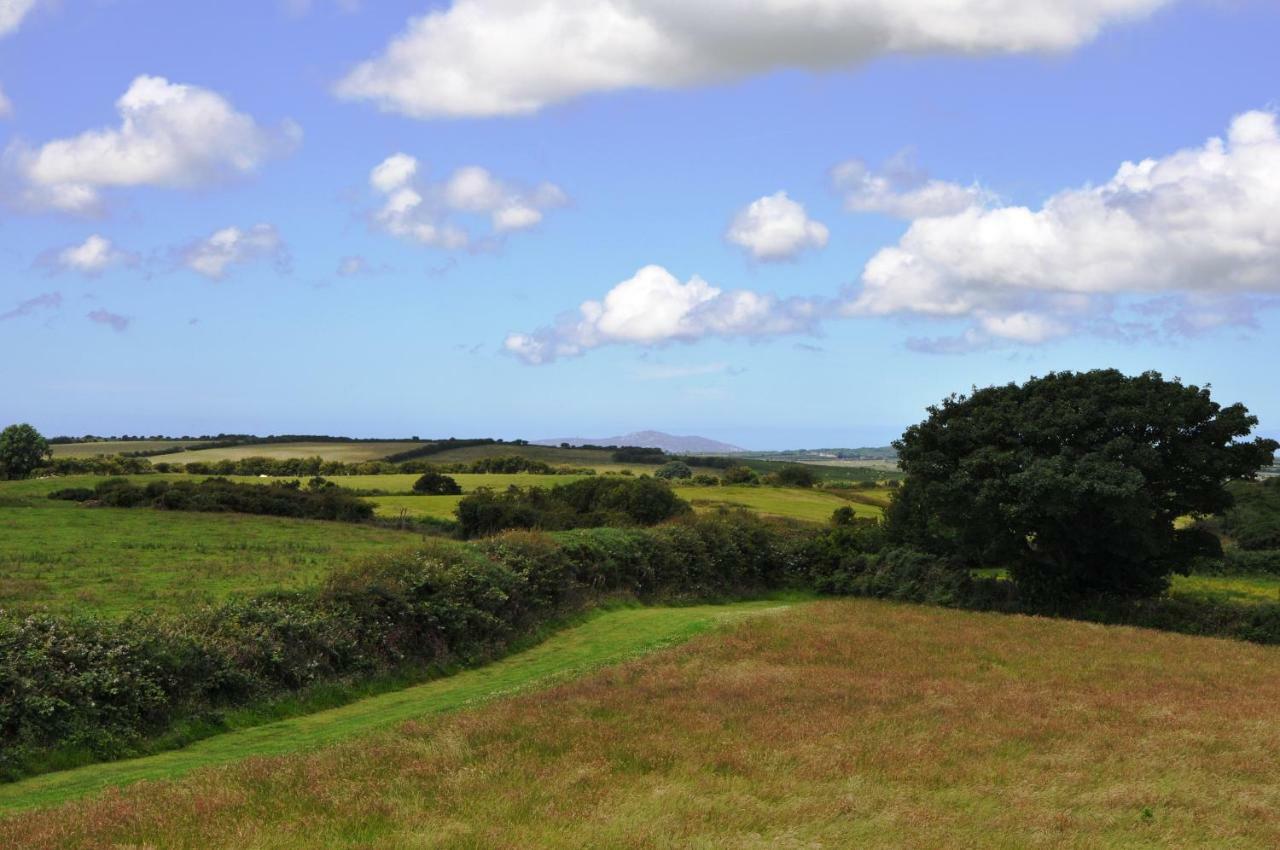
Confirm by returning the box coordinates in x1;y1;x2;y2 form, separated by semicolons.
4;598;1277;848
676;483;881;522
0;478;419;616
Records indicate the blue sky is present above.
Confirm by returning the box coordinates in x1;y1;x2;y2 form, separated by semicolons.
1;0;1278;448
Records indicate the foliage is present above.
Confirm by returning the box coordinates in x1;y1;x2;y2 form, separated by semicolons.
773;464;819;488
455;477;691;538
654;461;693;480
1220;478;1280;551
888;370;1277;602
412;472;462;495
610;446;666;464
0;424;51;480
50;477;374;523
722;465;759;485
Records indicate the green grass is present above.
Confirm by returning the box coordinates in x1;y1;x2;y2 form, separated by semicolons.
676;484;882;523
0;478;421;616
0;598;798;813
1170;573;1280;604
369;494;464;520
7;598;1279;848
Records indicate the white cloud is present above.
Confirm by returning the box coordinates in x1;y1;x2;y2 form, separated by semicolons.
6;75;300;214
845;110;1280;346
336;0;1170;119
504;264;821;364
726;191;828;262
368;153;566;249
182;224;287;280
832;153;989;218
53;234;134;276
0;0;39;37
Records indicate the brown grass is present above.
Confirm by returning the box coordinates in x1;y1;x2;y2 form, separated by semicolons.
4;599;1279;849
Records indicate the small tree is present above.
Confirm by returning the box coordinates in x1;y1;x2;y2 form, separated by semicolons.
723;465;758;485
413;471;463;495
0;423;51;480
654;460;693;480
775;464;819;488
888;370;1278;602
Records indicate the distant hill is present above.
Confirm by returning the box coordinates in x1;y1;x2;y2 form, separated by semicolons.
534;430;747;454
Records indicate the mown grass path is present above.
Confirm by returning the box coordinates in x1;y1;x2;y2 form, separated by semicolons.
0;598;799;814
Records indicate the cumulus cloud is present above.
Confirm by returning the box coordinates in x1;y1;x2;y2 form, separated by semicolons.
0;0;39;37
726;191;828;261
336;0;1169;119
368;153;566;249
832;152;989;218
46;234;135;276
503;264;822;364
5;75;300;214
181;224;288;280
87;308;130;332
844;109;1280;347
1;291;61;321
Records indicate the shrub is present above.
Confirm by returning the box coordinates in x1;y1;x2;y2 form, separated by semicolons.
722;465;759;485
413;471;463;495
68;477;374;522
774;465;819;488
655;461;693;480
455;477;691;538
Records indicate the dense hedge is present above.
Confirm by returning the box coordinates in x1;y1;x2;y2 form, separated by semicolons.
456;477;691;538
0;512;808;778
50;477;374;522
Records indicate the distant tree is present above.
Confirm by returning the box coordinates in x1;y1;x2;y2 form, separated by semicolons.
723;465;758;485
831;506;858;526
775;464;819;488
888;370;1279;601
413;471;463;495
0;423;51;480
654;461;693;480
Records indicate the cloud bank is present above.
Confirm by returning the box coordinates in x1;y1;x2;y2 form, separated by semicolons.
508;110;1280;362
5;75;300;213
368;153;566;249
336;0;1170;118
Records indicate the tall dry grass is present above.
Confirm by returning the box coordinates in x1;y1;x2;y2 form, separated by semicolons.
4;599;1279;849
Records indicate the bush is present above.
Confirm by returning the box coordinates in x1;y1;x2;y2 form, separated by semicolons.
413;471;463;495
654;461;693;480
47;487;95;502
774;465;819;488
723;465;758;485
65;477;374;522
455;477;691;538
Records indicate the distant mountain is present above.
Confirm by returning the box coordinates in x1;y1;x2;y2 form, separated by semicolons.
534;430;747;454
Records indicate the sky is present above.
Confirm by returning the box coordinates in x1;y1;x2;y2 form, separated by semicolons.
1;0;1278;449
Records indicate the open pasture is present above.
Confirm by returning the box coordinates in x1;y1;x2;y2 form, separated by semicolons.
677;484;881;523
5;598;1277;848
0;477;420;616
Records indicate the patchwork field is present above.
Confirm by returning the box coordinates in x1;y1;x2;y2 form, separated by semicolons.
147;441;427;463
49;440;203;458
4;598;1277;848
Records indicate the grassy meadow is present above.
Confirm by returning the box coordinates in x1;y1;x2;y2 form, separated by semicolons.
0;476;421;616
676;484;881;522
0;598;797;813
4;598;1277;848
145;441;427;463
48;440;203;458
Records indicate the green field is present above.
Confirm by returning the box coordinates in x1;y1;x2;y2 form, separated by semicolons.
5;598;1277;848
0;598;795;813
151;441;427;463
0;477;419;616
677;484;882;522
49;440;203;458
369;494;464;520
1171;573;1280;604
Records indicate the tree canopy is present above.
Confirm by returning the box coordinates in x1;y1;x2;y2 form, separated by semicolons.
887;370;1278;601
0;424;50;480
